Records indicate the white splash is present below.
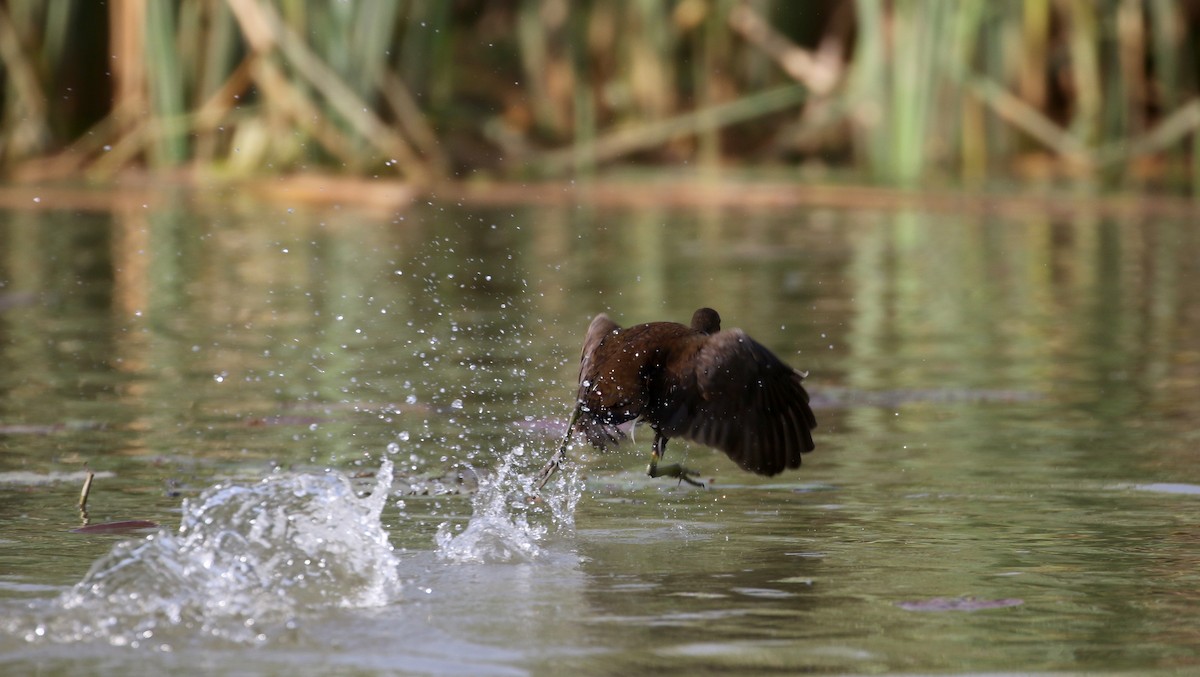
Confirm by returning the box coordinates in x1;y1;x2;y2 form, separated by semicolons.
435;444;581;564
8;460;399;647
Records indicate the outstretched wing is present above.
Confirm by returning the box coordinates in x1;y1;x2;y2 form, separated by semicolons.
573;313;628;449
679;329;816;476
578;313;619;385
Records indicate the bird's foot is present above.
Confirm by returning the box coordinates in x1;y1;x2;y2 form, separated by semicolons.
648;463;705;488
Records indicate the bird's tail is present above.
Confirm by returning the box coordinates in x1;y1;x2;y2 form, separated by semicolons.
575;405;627;450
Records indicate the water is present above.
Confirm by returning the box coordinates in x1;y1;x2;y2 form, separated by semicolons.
1;191;1199;674
6;460;399;648
436;445;581;564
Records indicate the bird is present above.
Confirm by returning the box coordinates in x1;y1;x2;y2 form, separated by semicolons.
535;308;816;489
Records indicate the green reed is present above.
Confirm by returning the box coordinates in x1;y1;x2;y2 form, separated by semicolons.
0;1;1194;190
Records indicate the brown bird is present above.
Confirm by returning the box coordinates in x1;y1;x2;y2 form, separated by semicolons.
535;308;816;489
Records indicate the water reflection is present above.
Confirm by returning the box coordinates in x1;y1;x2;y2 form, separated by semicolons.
2;196;1199;674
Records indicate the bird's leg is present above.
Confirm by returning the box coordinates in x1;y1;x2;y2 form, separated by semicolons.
646;433;704;488
534;405;581;491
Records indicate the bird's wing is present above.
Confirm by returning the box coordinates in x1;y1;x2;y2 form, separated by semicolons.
679;329;816;476
573;313;627;448
579;313;619;385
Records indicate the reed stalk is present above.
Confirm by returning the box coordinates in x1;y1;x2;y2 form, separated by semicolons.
0;1;1193;190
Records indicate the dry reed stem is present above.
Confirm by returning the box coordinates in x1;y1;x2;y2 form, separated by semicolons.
226;0;432;182
538;85;809;173
727;3;843;96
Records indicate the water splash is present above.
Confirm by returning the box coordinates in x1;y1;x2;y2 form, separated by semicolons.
435;444;581;564
6;461;399;647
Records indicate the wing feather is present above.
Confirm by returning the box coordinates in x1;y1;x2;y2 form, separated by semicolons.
574;313;628;449
675;329;816;476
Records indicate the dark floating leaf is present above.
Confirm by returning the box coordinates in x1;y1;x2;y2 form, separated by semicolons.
71;520;160;534
896;596;1023;612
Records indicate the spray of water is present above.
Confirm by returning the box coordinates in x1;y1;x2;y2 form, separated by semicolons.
435;444;582;564
7;460;399;648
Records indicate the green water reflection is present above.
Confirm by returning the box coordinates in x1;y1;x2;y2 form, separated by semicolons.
1;194;1198;674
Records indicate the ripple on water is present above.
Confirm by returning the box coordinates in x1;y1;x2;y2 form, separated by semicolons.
1124;482;1200;496
730;587;797;599
3;460;400;648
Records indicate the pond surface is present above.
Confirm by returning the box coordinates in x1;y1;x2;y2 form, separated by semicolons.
1;186;1198;675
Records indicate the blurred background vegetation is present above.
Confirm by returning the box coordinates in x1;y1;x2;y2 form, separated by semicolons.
0;0;1197;191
